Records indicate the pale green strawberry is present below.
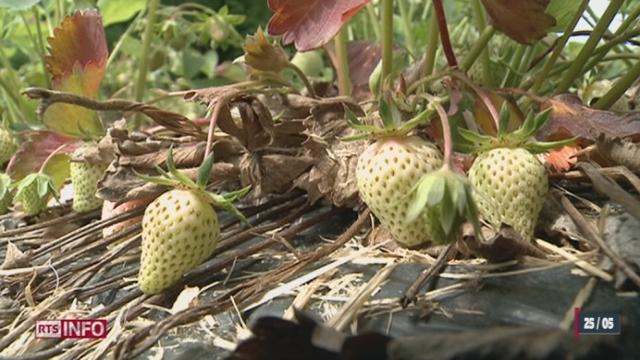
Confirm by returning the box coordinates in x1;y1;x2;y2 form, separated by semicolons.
0;127;16;164
356;135;443;247
139;189;219;294
460;107;574;241
137;148;249;294
71;159;107;213
468;148;547;240
0;173;13;214
13;174;56;216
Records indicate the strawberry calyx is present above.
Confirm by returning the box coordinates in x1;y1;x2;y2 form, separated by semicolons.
342;97;435;142
406;164;482;244
459;105;576;154
0;173;12;200
135;147;250;224
12;172;59;212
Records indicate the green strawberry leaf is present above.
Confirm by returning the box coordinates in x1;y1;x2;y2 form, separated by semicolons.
439;184;456;235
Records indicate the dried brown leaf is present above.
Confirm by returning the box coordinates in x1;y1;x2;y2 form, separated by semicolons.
1;242;29;270
540;95;640;142
480;0;555;45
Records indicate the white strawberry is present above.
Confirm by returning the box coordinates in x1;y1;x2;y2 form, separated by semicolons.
356;135;443;247
137;149;249;294
347;98;452;247
460;107;574;240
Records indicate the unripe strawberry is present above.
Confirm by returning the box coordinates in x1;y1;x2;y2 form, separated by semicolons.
136;148;248;294
71;160;107;213
139;189;219;294
468;148;547;240
460;107;572;241
356;136;443;247
70;144;110;213
0;173;13;214
13;174;56;216
467;60;502;87
0;127;16;164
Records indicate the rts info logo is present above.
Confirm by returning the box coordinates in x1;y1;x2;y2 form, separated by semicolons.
36;319;108;339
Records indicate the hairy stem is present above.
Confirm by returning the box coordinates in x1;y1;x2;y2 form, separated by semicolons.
432;0;457;67
381;0;394;82
471;0;491;84
365;3;382;40
556;0;624;93
461;26;495;71
430;98;453;166
32;7;50;88
423;5;440;77
334;26;352;96
531;0;588;94
398;0;416;56
132;0;160;128
286;63;317;98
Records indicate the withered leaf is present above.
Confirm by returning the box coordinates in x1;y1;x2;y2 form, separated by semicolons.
480;0;556;45
243;28;289;72
540;95;640;142
543;145;578;173
460;224;546;262
1;242;30;270
240;153;313;200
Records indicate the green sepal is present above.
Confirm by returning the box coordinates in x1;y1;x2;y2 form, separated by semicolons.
13;173;58;204
399;107;434;132
458;127;493;146
166;147;199;189
344;106;380;133
133;170;180;187
197;151;215;188
526;137;577;154
378;99;397;129
207;188;251;225
0;173;11;200
497;102;510;137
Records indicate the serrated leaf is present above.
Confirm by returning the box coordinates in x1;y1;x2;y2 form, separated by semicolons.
267;0;369;51
44;10;108;139
6;131;78;182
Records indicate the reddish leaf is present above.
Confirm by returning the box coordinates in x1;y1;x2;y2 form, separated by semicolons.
543;145;578;173
6;131;79;182
480;0;555;45
267;0;369;51
325;40;381;91
540;95;640;142
44;10;107;139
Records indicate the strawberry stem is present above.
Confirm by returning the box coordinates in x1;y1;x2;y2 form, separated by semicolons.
432;0;458;68
426;95;453;166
